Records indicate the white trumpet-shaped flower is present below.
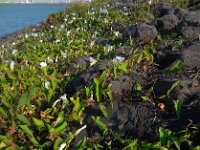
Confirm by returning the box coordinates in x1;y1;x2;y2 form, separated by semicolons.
89;57;97;66
12;49;18;55
44;81;50;89
40;61;47;68
113;56;125;64
10;60;15;71
58;143;67;150
61;51;67;59
74;125;87;136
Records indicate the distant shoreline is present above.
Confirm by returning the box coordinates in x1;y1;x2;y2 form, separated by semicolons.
0;3;68;5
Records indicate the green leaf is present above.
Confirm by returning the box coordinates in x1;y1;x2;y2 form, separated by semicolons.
99;103;111;118
32;117;45;129
173;100;182;118
167;81;179;97
74;137;87;150
54;111;65;127
18;92;31;108
91;116;108;134
94;77;103;102
122;140;138;150
165;60;184;74
17;114;31;125
20;125;39;146
0;107;8;118
53;121;68;135
172;137;180;150
72;97;85;121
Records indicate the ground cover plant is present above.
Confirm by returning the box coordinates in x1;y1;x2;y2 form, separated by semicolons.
0;0;200;149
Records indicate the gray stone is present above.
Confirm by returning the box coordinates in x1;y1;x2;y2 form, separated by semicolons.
184;11;200;26
153;2;177;17
156;15;179;30
111;75;132;101
111;22;126;32
180;43;200;68
174;8;187;22
116;46;132;57
123;23;158;42
69;57;90;74
181;25;200;39
96;38;108;45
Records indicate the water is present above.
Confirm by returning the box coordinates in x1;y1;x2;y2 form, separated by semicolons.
0;4;66;37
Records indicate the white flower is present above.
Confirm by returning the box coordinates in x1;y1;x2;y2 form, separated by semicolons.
52;93;68;107
76;27;80;31
68;20;73;24
55;39;61;43
66;31;71;37
61;51;67;59
60;94;67;102
50;25;54;29
47;57;54;63
39;40;43;43
12;42;16;46
60;24;65;29
113;56;125;64
104;18;109;23
55;56;59;62
99;8;108;14
113;31;120;37
90;40;95;48
89;57;97;66
58;143;67;150
107;45;114;52
44;81;50;89
72;17;76;20
10;60;15;71
2;45;4;48
40;61;47;68
64;18;68;22
74;125;87;136
31;33;38;37
12;49;18;55
25;33;29;38
148;0;152;5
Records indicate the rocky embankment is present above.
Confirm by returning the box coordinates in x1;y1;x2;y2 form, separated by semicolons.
67;2;200;146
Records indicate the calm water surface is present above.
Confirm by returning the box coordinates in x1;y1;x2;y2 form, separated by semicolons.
0;4;66;37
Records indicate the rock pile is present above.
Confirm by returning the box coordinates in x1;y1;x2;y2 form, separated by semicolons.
68;2;200;146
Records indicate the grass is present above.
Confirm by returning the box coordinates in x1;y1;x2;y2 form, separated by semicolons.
0;0;199;149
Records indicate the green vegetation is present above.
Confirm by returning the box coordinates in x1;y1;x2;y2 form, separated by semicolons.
0;0;199;149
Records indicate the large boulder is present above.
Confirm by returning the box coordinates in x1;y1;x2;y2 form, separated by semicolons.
156;14;179;31
123;23;158;42
153;2;177;17
180;11;200;39
180;43;200;68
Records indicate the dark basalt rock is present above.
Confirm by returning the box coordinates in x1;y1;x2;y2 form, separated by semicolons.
180;11;200;39
180;43;200;68
154;50;180;70
153;2;177;17
123;23;158;42
112;101;162;141
69;57;91;74
96;38;108;45
116;46;132;57
184;11;200;26
156;14;179;31
181;25;200;39
111;75;133;101
178;80;200;109
111;22;126;32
